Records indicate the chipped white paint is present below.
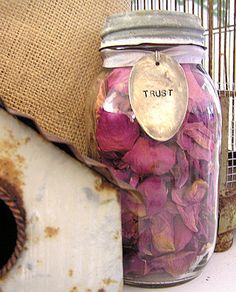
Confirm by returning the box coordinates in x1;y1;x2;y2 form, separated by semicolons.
0;109;123;292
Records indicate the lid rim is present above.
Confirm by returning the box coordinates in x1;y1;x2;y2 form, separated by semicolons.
101;11;205;49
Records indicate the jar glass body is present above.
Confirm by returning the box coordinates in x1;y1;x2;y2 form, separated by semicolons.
88;46;221;287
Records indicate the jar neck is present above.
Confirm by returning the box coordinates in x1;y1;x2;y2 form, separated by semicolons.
101;45;205;68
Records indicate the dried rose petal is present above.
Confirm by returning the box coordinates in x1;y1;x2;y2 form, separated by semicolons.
153;251;197;277
184;179;208;204
124;254;151;276
138;177;168;216
151;211;175;253
103;91;133;117
171;147;189;188
138;227;153;256
110;167;131;183
165;200;179;215
177;122;212;162
96;109;139;152
122;210;139;244
129;173;140;188
106;67;131;96
121;191;146;217
184;122;214;150
182;64;212;113
174;216;193;252
123;137;176;176
188;143;211;161
177;204;200;233
172;187;187;207
190;158;209;179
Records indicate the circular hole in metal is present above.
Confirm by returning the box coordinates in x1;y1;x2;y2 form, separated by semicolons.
0;199;17;270
0;189;26;278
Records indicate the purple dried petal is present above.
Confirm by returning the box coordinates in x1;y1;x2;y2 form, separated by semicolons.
96;109;139;152
190;158;209;179
124;254;151;276
153;251;197;277
106;67;131;96
174;216;193;252
123;137;176;176
151;211;175;253
138;228;153;256
110;167;131;183
138;177;168;216
171;147;189;188
122;210;139;244
121;191;146;218
177;204;200;233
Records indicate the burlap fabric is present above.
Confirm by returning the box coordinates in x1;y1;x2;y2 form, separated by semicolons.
0;0;129;156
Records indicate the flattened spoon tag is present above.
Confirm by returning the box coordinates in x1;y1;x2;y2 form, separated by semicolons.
129;52;188;141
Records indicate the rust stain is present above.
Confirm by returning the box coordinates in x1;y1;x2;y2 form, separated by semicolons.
44;227;59;238
215;231;234;252
113;230;120;241
68;269;74;277
87;289;92;292
98;289;106;292
0;158;24;196
95;177;116;194
103;278;118;286
219;194;236;232
70;287;78;292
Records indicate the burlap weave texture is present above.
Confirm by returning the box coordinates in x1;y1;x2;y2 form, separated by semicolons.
0;0;128;155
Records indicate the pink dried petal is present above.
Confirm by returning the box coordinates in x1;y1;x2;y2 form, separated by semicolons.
138;177;168;216
184;179;208;204
171;147;189;188
165;200;179;215
177;204;200;233
174;216;193;252
106;67;131;96
123;137;176;176
156;251;197;277
172;188;188;207
177;121;212;162
182;64;212;113
96;109;139;152
121;191;146;218
124;254;151;276
188;143;211;161
151;211;175;253
184;122;214;150
129;173;140;188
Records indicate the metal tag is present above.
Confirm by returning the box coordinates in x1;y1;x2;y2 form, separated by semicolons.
129;52;188;141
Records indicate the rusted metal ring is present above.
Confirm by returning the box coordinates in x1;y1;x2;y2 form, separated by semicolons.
0;188;26;278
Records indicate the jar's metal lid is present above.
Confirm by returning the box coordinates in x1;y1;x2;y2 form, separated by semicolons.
100;10;205;50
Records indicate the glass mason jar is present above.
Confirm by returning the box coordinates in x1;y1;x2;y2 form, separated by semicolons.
87;11;222;287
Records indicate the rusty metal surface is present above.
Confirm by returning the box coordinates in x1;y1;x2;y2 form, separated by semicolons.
218;194;236;234
215;230;234;252
0;109;123;292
